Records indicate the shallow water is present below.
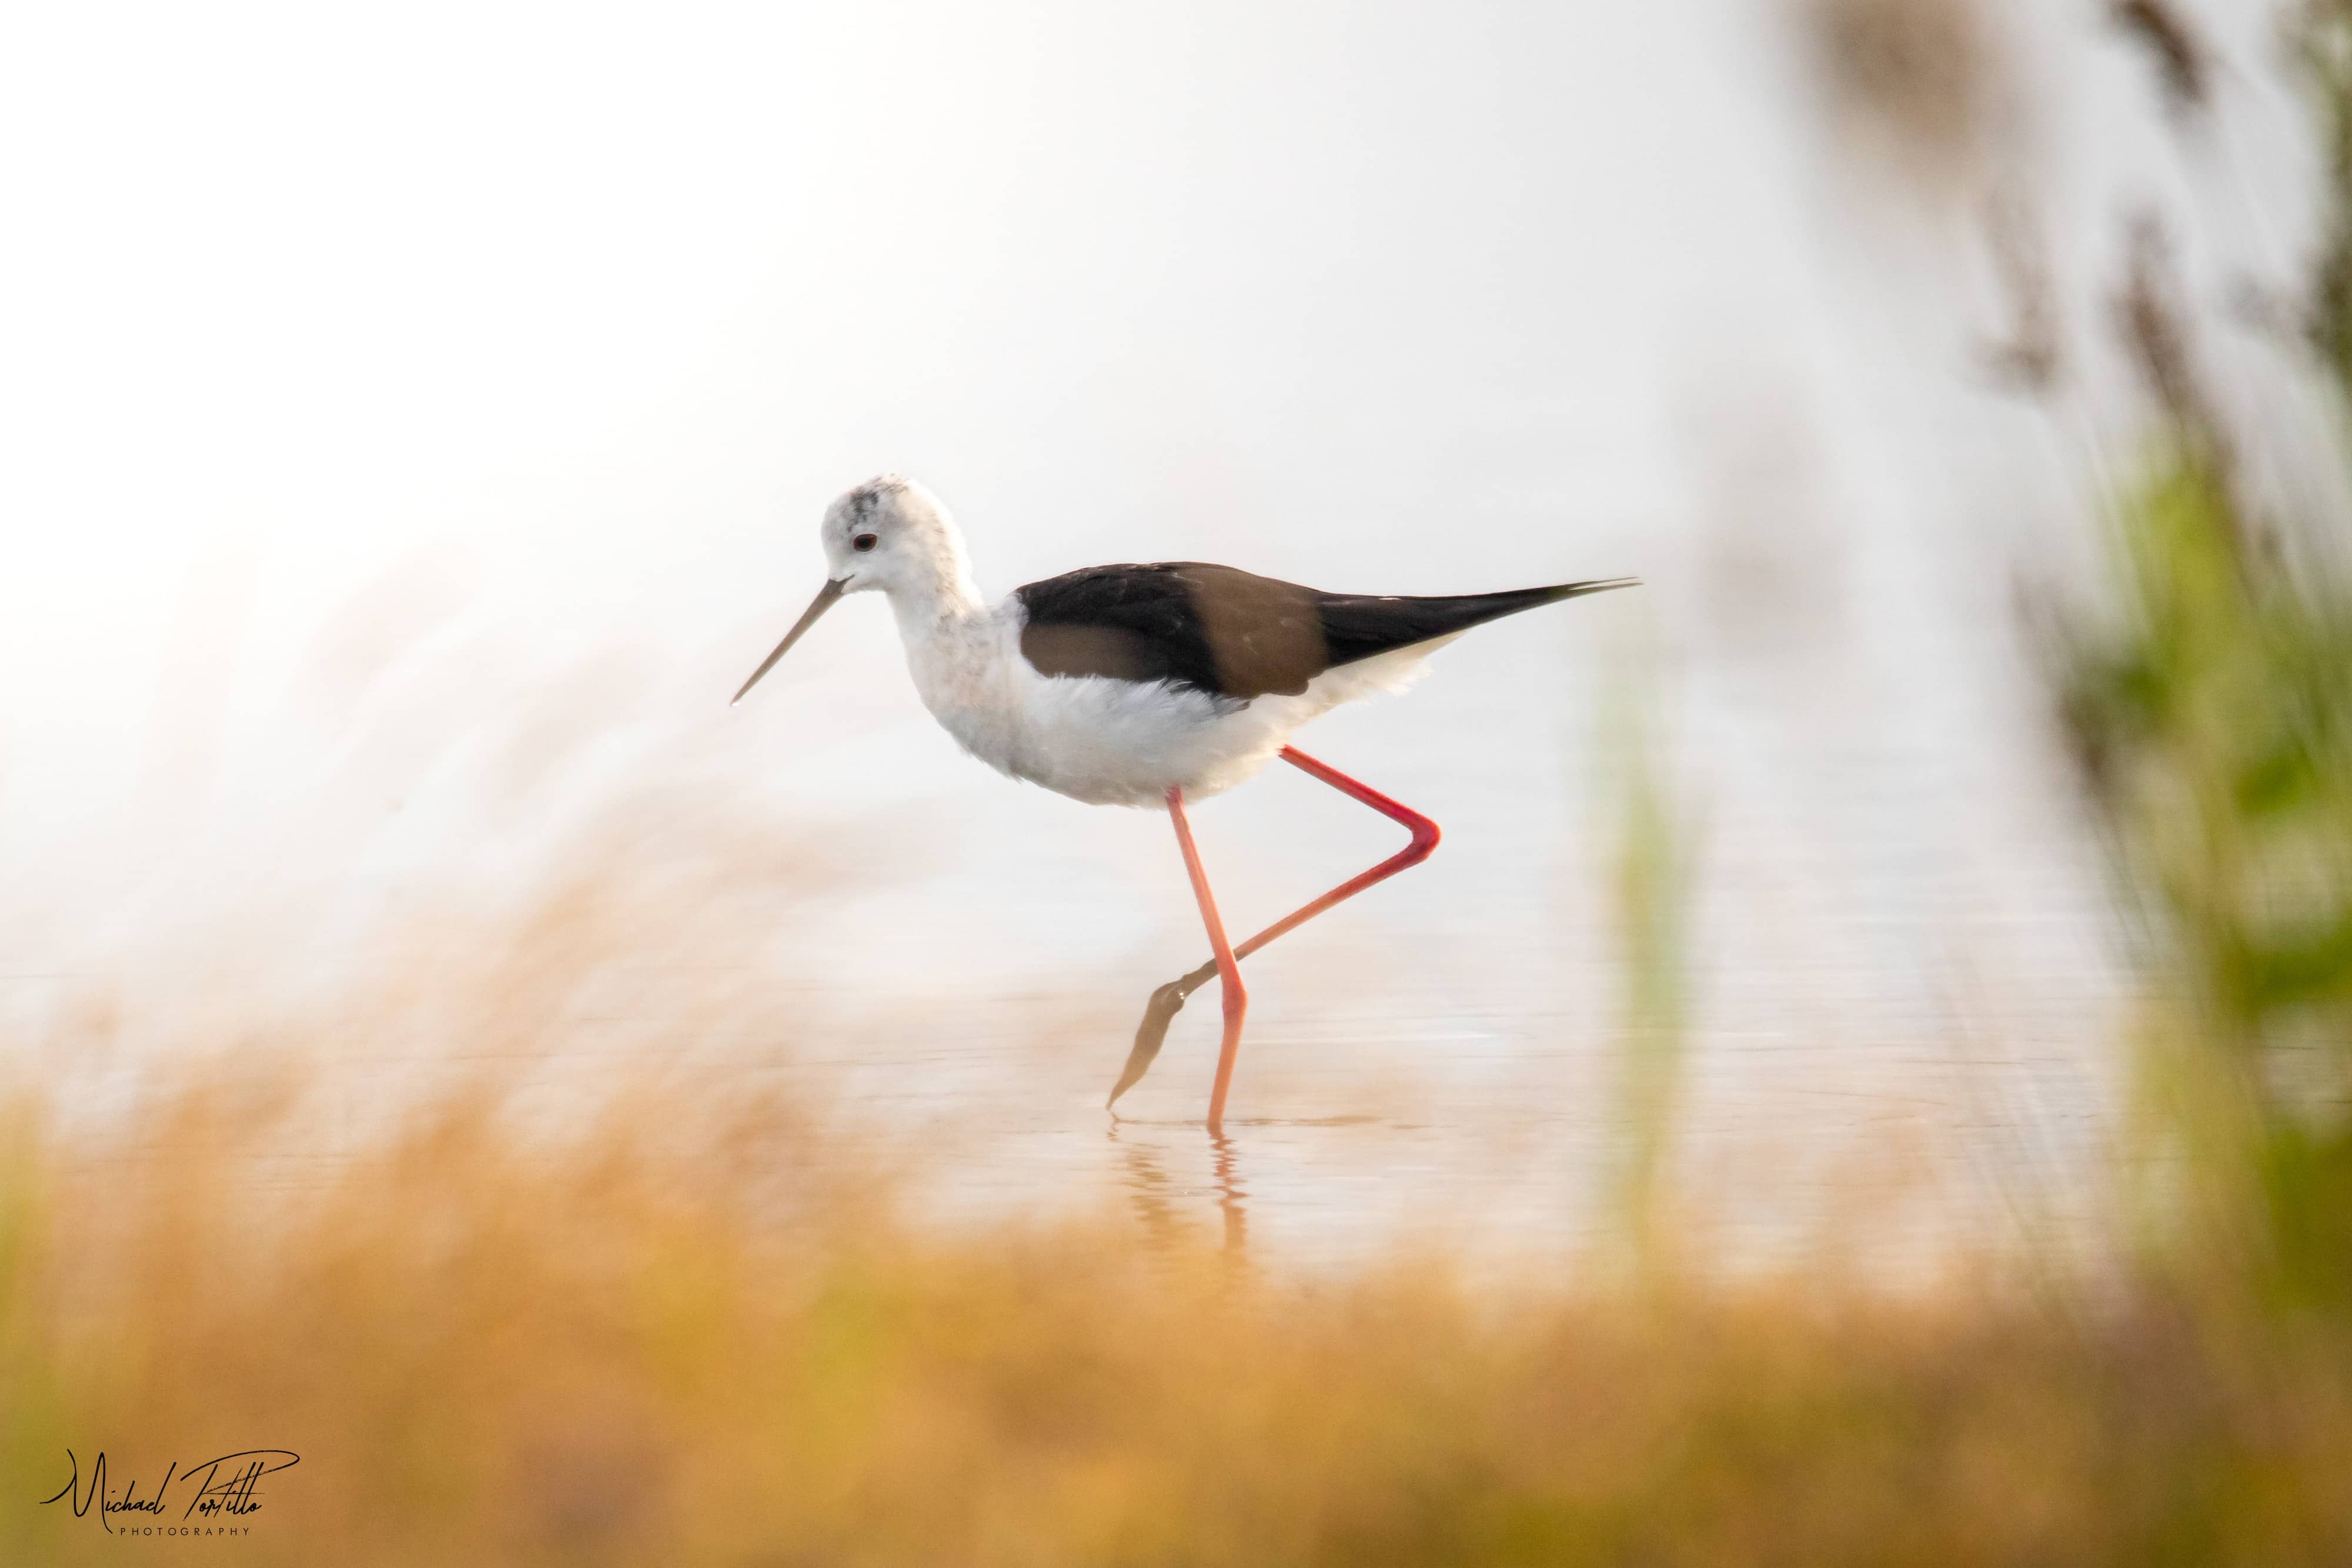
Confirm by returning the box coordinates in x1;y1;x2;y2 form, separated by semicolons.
744;608;2129;1272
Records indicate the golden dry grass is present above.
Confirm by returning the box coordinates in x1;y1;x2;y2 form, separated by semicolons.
2;1057;2350;1568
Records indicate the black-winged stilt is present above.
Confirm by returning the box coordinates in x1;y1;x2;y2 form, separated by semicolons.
733;476;1635;1131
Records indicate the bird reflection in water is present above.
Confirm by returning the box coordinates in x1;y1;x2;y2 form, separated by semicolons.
1209;1131;1247;1252
1110;1124;1248;1254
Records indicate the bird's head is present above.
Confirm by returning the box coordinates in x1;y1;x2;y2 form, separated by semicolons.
816;474;965;599
732;474;974;704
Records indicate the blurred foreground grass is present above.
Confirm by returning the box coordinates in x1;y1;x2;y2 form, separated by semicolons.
0;1038;2349;1566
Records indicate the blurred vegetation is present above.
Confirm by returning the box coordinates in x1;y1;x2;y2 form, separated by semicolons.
2050;430;2352;1308
2298;0;2352;387
1603;650;1691;1263
2051;439;2352;1298
1804;0;2010;189
4;1069;2352;1568
2037;4;2352;1318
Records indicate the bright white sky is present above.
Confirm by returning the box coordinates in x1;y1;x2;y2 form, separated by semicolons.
1;8;1711;805
0;1;2318;1068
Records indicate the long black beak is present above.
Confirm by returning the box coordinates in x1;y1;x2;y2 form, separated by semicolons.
731;578;847;704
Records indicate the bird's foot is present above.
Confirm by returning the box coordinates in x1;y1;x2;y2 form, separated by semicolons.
1106;962;1218;1108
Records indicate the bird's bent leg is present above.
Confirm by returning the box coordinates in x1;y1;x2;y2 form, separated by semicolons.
1157;786;1248;1132
1107;749;1441;1114
1232;747;1444;959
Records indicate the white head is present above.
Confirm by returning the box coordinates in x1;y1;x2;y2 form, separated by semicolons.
817;474;973;602
732;474;979;704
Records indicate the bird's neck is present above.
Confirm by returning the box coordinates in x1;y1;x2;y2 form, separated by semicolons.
886;557;989;641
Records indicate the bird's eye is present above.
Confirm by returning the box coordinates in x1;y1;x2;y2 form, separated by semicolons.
853;533;878;552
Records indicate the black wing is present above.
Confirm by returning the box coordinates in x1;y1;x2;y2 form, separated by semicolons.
1015;561;1635;701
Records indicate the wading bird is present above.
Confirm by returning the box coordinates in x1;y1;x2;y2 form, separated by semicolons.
734;476;1633;1131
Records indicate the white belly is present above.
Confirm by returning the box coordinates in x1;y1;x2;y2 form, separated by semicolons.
902;603;1448;807
980;673;1282;805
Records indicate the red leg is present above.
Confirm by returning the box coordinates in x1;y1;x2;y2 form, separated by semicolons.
1108;748;1441;1116
1165;785;1248;1131
1230;746;1442;962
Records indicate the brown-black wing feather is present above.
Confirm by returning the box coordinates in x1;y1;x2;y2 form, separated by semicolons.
1314;579;1636;666
1015;563;1326;699
1015;563;1636;701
